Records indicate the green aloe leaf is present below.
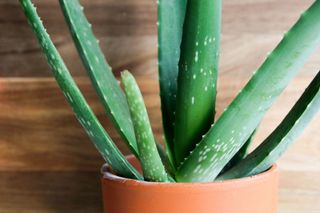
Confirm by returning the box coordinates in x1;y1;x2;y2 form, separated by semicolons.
220;130;256;174
156;142;175;176
174;0;221;165
59;0;139;157
176;1;320;182
218;71;320;180
121;71;168;182
19;0;142;180
158;0;187;164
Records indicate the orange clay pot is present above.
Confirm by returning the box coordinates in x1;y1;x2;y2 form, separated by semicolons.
101;156;278;213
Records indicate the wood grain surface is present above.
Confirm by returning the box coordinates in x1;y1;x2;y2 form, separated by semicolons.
0;77;319;212
0;0;320;212
1;0;319;77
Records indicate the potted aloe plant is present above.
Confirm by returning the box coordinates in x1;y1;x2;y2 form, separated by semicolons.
19;0;320;212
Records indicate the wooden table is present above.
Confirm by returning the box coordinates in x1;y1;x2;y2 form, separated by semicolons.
0;0;319;212
0;77;319;212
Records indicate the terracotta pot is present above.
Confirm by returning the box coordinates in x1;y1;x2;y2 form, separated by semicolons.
101;155;278;213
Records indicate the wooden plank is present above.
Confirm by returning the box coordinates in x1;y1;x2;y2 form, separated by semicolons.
0;77;319;172
0;0;156;38
220;34;320;79
1;0;318;77
0;78;161;171
279;171;320;213
0;171;103;213
1;34;319;78
1;0;312;37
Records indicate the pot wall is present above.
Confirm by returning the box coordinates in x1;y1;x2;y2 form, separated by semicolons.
101;156;278;213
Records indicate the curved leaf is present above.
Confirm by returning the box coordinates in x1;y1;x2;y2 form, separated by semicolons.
173;0;221;165
19;0;142;180
218;71;320;180
59;0;138;157
158;0;187;164
122;71;168;182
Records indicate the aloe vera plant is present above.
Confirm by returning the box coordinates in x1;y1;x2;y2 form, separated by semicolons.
20;0;320;183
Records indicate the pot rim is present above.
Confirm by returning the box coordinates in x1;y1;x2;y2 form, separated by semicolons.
101;155;278;188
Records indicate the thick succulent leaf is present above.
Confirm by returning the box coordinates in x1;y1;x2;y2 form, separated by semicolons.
121;71;168;182
19;0;142;180
156;142;175;175
59;0;138;157
176;1;320;182
174;0;221;165
220;130;256;174
218;71;320;180
158;0;187;163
